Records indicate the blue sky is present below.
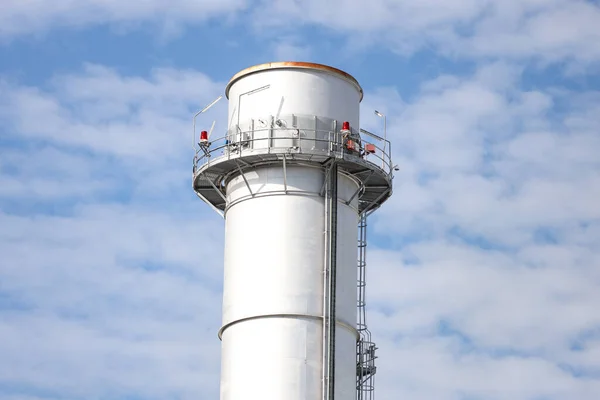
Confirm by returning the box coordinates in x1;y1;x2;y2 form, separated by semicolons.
1;1;600;399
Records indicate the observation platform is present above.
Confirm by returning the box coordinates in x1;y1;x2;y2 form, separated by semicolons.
192;114;394;216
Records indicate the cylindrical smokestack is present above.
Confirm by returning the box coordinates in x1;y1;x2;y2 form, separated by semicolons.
192;62;394;400
222;62;361;400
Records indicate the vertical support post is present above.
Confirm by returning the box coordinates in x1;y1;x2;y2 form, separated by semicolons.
269;115;274;152
323;161;339;400
250;118;255;150
322;165;330;400
282;154;288;194
332;120;338;157
382;115;387;169
328;161;339;400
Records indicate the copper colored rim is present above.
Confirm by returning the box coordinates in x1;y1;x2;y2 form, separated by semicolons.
225;61;363;102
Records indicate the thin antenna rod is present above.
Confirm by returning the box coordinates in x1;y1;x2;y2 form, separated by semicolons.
208;120;216;139
193;96;222;150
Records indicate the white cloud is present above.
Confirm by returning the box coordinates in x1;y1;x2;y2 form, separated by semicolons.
0;206;225;398
355;61;600;398
0;65;226;399
0;64;226;164
363;62;600;243
271;37;312;61
252;0;600;66
465;1;600;63
2;0;599;68
0;0;247;40
2;54;600;400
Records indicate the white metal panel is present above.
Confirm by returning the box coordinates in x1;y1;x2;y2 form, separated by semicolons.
220;318;357;400
336;202;360;328
223;166;358;325
226;165;324;207
333;175;359;400
221;165;359;400
334;328;359;400
223;166;324;324
219;64;363;400
228;69;361;133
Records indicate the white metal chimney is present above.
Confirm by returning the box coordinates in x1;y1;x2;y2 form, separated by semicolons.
192;62;394;400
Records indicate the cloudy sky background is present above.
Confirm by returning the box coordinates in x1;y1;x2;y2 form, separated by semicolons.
1;1;600;399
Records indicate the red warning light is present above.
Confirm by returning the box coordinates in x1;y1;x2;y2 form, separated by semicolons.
200;131;208;141
342;121;350;131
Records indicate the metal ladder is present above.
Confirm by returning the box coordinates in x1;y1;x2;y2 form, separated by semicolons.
356;212;377;400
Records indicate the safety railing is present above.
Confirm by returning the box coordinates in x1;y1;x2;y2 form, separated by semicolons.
193;116;393;177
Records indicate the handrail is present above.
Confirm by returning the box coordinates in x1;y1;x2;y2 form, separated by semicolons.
193;124;394;176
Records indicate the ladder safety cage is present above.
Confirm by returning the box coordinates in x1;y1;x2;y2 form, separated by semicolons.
356;212;377;400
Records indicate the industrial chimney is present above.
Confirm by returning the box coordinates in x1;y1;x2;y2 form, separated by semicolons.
192;62;394;400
